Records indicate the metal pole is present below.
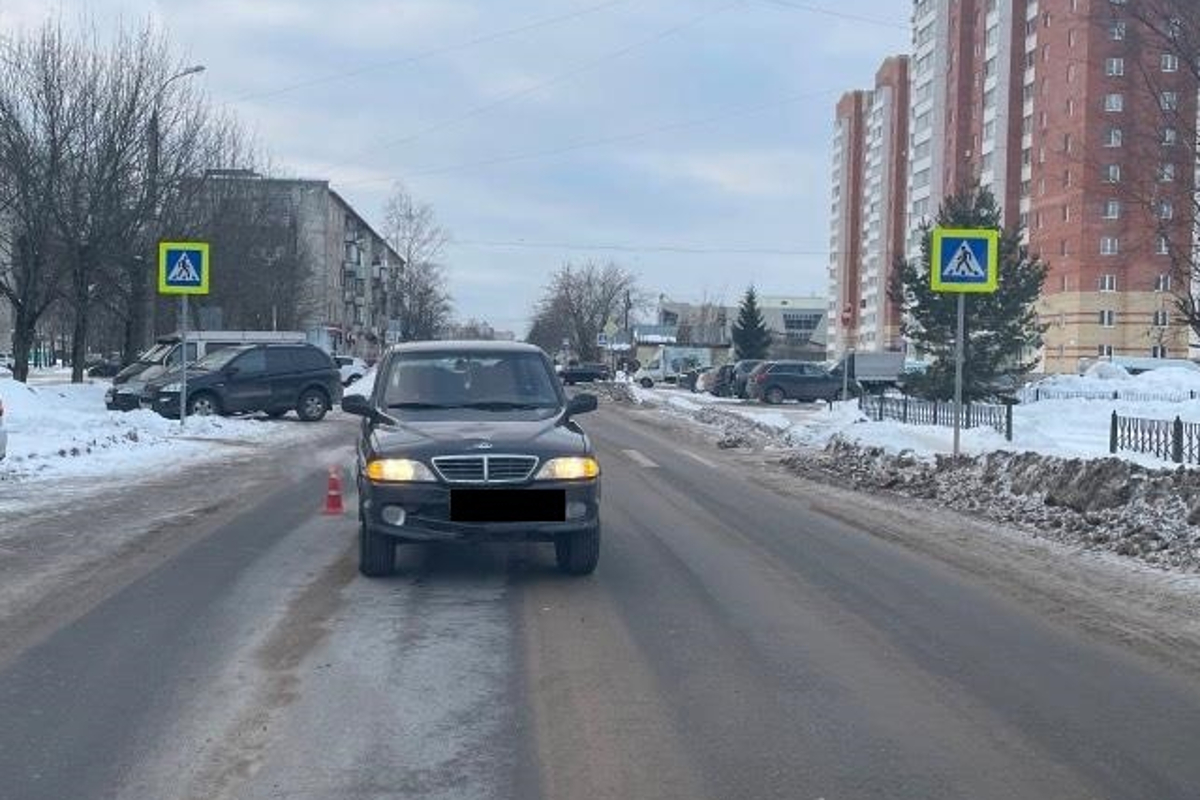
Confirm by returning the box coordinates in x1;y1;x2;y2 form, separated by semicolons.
953;293;965;457
842;348;852;401
180;294;188;428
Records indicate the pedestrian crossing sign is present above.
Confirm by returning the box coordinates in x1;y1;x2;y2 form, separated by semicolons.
158;241;210;295
930;228;999;293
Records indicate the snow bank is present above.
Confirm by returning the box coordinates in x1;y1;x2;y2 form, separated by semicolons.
0;378;317;481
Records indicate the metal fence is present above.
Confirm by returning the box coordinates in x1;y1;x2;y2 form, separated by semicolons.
1109;411;1200;464
859;394;1013;441
1019;387;1200;404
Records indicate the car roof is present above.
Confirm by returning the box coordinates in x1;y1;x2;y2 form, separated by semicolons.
388;340;544;355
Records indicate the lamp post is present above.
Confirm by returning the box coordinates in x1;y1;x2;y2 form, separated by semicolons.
146;65;205;346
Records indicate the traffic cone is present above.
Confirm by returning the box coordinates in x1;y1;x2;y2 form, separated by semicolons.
323;467;345;515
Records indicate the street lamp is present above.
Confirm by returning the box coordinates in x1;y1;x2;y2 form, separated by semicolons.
146;65;205;346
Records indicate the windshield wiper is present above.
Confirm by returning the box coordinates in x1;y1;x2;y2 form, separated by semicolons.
388;401;458;410
457;401;550;411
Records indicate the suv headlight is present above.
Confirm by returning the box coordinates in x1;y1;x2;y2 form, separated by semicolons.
160;382;182;393
366;458;436;483
535;456;600;480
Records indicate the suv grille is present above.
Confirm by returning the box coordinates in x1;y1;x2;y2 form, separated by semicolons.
431;455;538;484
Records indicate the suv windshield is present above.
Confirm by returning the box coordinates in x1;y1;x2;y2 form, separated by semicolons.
192;347;248;371
383;352;561;410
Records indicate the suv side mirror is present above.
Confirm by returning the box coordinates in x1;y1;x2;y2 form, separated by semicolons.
565;393;598;418
342;393;374;418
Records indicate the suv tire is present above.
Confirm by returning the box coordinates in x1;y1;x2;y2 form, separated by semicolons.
297;388;329;422
640;378;653;389
359;522;395;577
187;392;221;417
765;386;786;405
555;525;600;575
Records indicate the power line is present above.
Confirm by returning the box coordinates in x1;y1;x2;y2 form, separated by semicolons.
332;0;746;169
228;0;632;103
755;0;909;29
449;239;832;257
337;87;838;187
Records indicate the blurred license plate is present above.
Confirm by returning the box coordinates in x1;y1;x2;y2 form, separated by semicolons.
450;489;565;522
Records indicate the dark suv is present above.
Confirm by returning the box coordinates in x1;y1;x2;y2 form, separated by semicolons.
559;362;611;384
142;343;341;421
747;360;855;404
342;341;601;577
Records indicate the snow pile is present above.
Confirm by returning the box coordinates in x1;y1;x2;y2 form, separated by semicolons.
783;440;1200;571
0;378;314;481
1029;365;1200;399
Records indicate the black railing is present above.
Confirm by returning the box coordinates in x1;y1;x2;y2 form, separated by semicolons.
1109;411;1200;464
1020;387;1199;404
859;394;1013;441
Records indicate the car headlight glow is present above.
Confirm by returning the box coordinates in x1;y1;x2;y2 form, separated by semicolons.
366;458;435;483
535;456;600;480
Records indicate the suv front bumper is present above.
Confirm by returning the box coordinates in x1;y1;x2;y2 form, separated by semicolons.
361;477;600;543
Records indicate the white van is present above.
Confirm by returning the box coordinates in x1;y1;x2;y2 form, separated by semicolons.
105;331;309;411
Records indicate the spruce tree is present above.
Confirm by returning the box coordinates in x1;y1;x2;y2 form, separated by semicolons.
732;285;772;360
889;187;1047;401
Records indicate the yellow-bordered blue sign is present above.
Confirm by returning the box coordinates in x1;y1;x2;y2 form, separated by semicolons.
158;241;210;295
930;228;998;293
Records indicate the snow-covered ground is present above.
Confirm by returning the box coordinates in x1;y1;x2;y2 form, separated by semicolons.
0;377;328;484
629;364;1200;468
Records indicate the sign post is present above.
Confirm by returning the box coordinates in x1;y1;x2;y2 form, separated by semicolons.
930;227;999;457
158;241;210;427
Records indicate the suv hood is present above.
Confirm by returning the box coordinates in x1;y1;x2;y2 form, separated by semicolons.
370;415;589;461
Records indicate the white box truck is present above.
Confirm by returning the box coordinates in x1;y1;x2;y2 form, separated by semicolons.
633;346;713;387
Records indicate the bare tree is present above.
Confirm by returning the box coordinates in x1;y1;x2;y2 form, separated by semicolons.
381;182;453;340
530;261;640;362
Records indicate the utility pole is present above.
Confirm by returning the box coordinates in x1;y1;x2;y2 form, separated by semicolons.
145;65;205;346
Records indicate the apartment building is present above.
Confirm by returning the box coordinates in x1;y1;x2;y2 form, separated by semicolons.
897;0;1198;373
827;57;909;360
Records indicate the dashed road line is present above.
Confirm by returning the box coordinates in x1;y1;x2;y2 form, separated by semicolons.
682;450;718;468
621;449;660;468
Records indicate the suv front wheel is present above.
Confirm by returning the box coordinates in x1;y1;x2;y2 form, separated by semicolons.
297;388;329;422
187;392;221;417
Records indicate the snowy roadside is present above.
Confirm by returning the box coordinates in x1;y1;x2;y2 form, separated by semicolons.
595;380;1200;574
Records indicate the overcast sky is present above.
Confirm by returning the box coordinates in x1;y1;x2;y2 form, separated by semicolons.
1;0;907;334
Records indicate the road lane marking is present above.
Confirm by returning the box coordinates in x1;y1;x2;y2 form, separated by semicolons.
683;450;718;468
622;449;660;468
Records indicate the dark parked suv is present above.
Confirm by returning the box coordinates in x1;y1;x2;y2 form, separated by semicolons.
342;341;602;577
142;343;341;421
747;360;856;404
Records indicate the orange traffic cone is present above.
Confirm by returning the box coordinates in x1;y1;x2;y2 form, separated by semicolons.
323;467;345;515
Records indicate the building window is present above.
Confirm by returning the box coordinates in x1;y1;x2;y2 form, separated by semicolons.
984;88;996;108
1157;235;1171;255
1103;199;1121;219
1105;57;1125;76
1104;93;1124;112
1103;164;1121;183
1162;53;1180;72
1062;204;1071;222
1155;273;1172;292
1161;91;1179;111
1099;274;1117;292
1158;163;1176;182
1068;29;1077;47
1153;310;1169;327
1158;200;1174;220
1109;21;1126;40
984;120;996;140
1066;98;1075;116
1099;344;1114;357
1105;127;1123;147
1101;236;1120;255
1064;169;1073;188
1099;310;1116;327
1152;345;1168;358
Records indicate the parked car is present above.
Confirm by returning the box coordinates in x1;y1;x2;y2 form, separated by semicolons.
106;331;308;411
86;356;124;378
141;342;342;421
341;341;602;577
703;364;736;396
334;355;369;386
731;359;765;398
747;360;858;404
560;362;611;384
0;394;7;460
682;366;711;392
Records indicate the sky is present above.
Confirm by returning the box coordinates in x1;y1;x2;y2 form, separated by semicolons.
0;0;908;335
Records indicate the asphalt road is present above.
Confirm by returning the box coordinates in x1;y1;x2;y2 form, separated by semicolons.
1;404;1199;799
